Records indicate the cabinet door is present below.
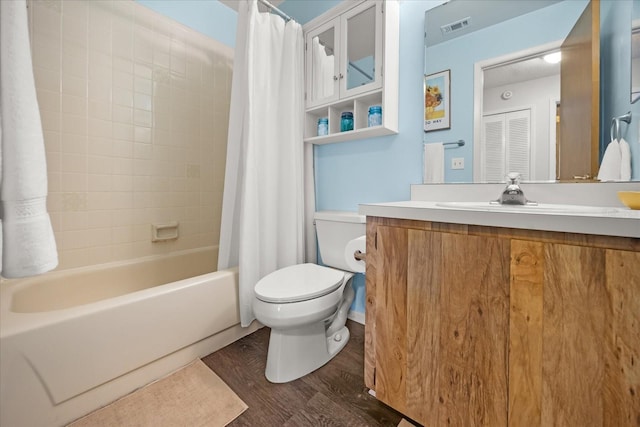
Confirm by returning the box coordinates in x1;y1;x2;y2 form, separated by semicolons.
340;1;382;98
509;241;640;426
306;19;340;108
373;226;510;425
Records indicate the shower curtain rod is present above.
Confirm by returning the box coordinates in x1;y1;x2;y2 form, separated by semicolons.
257;0;294;22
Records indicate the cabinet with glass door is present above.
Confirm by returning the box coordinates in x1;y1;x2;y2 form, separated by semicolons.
303;0;398;144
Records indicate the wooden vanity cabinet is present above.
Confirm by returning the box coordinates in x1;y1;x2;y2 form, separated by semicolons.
364;217;640;426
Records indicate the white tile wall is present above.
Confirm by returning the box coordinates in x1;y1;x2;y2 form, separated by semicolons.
28;0;233;270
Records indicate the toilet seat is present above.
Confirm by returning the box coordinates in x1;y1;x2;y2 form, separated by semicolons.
254;263;344;303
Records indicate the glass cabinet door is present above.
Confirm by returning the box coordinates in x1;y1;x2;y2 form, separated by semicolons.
341;1;382;98
306;20;339;107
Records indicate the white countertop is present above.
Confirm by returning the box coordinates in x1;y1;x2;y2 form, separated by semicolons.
359;200;640;239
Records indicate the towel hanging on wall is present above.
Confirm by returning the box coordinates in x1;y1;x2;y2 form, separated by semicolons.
596;139;621;182
423;142;444;183
0;0;58;278
619;138;631;181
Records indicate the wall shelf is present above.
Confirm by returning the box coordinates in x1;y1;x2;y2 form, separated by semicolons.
305;124;397;145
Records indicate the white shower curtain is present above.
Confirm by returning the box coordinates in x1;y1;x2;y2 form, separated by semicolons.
218;0;305;327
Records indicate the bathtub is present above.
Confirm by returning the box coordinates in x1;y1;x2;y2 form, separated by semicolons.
0;246;260;427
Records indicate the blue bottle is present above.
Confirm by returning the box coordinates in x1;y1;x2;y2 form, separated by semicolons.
340;112;354;132
317;117;328;136
368;105;382;127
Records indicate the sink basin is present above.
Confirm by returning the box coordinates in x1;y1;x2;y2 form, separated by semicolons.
435;202;621;215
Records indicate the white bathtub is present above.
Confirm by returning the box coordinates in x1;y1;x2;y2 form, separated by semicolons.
0;247;259;427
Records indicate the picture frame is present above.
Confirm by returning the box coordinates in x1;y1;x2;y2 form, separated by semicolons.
424;69;451;132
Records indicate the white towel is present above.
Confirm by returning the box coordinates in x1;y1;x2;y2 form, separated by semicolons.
0;0;58;278
619;137;631;181
597;139;621;182
423;142;444;183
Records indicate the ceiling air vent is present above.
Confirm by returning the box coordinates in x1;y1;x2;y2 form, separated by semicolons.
440;17;471;35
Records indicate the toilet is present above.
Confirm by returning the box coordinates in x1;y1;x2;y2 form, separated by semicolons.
252;211;366;383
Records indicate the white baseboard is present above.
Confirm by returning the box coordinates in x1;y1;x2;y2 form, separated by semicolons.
347;310;365;325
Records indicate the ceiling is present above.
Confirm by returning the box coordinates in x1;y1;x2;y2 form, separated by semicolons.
425;0;562;47
484;54;561;89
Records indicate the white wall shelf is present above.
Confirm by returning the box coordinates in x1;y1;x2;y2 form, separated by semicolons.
305;124;397;145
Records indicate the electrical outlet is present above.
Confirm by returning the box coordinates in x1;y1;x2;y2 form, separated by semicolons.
452;157;464;170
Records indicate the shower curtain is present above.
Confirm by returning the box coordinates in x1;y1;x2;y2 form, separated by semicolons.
218;0;305;327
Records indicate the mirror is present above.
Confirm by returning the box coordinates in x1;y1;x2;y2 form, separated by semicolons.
476;44;561;182
423;0;638;183
346;5;376;90
307;2;379;107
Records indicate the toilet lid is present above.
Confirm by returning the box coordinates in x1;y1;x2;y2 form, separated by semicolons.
254;263;345;303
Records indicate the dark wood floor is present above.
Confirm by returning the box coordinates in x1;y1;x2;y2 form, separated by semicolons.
201;320;407;426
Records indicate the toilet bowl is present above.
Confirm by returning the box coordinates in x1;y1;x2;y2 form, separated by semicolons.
252;211;365;383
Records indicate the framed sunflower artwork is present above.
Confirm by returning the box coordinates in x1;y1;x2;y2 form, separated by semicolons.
424;69;450;132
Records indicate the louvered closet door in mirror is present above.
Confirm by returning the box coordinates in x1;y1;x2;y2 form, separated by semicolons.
482;109;531;182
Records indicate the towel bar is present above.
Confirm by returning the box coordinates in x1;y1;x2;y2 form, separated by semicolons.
610;112;632;141
443;139;465;148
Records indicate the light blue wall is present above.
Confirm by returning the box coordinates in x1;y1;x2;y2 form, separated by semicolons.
135;0;237;47
312;1;444;212
285;0;444;314
279;0;342;24
600;0;640;179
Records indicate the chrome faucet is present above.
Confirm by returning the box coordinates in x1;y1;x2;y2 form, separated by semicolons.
493;172;536;205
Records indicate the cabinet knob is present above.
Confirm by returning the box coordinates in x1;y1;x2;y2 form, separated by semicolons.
339;73;344;79
333;75;338;81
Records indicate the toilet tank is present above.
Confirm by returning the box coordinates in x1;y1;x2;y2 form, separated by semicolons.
314;211;366;271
